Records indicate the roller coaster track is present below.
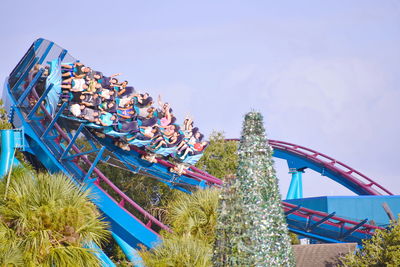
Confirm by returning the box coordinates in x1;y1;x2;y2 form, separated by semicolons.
269;140;393;196
3;39;390;265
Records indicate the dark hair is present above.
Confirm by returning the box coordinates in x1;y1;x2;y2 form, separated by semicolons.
142;97;153;106
197;133;204;141
192;127;199;135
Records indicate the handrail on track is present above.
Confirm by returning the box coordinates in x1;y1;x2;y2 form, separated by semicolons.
226;138;393;196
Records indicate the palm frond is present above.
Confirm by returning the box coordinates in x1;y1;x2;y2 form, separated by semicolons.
0;171;110;265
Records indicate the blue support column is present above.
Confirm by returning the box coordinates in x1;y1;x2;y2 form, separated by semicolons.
112;232;145;267
0;129;24;177
286;168;304;200
84;242;116;267
0;130;16;177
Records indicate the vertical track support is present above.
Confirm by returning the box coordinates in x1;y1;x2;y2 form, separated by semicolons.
286;168;304;199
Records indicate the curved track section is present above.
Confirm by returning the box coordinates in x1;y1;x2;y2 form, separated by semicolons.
226;139;392;196
270;140;390;242
269;140;392;196
5;38;387;249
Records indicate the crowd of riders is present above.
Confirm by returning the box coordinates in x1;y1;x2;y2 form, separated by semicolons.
59;61;208;164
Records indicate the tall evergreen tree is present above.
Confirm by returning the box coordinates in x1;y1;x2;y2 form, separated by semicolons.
213;111;295;267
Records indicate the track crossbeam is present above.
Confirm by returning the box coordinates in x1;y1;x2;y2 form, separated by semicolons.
284;205;301;215
307;212;336;232
340;219;368;240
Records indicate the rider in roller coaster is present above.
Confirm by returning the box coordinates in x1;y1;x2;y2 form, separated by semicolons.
43;60;208;174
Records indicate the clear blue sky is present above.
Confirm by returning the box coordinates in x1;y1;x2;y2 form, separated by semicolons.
1;0;399;197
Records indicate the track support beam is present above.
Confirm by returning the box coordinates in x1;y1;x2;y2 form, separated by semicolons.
60;124;85;160
308;212;336;232
41;102;67;138
285;205;301;215
27;83;54;120
84;147;106;181
16;68;44;106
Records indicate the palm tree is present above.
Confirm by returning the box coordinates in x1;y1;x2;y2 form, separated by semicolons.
165;188;219;245
0;167;110;266
140;188;219;267
140;234;212;267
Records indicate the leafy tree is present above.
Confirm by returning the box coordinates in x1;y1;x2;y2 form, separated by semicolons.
213;112;295;267
195;131;238;179
289;232;300;245
340;220;400;266
0;168;110;266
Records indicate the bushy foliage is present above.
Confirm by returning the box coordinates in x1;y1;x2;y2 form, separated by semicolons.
140;235;212;267
195;131;238;179
164;189;219;245
0;99;12;130
340;220;400;266
139;189;219;267
0;169;110;266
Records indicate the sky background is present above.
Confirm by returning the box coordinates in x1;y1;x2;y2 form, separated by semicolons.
0;0;399;198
